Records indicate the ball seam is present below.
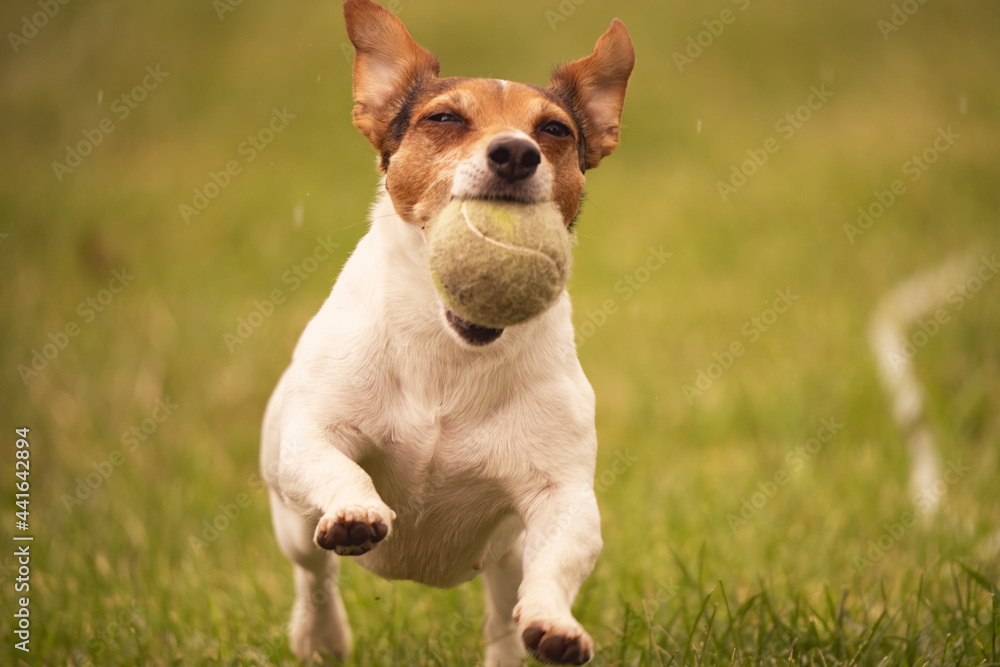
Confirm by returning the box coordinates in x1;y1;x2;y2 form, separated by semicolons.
459;201;556;267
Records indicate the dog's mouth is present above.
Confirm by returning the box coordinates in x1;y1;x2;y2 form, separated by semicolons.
445;310;503;346
464;193;535;204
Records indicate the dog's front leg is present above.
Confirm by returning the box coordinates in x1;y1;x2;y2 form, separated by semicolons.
514;485;602;665
278;425;395;556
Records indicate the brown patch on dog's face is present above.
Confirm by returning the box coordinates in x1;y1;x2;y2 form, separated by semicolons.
384;78;586;225
344;0;633;227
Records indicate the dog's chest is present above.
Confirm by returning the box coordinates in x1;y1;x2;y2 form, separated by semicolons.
353;417;527;587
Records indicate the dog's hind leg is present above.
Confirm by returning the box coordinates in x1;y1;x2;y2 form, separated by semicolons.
482;534;526;667
269;489;352;663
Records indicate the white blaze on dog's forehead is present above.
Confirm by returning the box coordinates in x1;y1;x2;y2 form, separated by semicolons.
494;129;535;144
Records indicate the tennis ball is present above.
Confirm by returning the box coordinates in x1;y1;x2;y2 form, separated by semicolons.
427;199;574;330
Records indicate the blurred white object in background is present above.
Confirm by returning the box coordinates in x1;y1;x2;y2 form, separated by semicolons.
868;250;979;513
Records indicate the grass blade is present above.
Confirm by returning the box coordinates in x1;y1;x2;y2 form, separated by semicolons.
681;587;716;666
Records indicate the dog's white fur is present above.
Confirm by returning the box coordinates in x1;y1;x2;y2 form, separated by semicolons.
262;186;600;664
262;1;632;663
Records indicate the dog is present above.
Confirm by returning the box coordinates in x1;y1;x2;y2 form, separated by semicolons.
260;1;633;664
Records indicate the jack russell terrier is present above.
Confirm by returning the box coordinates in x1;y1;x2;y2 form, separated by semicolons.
261;0;633;664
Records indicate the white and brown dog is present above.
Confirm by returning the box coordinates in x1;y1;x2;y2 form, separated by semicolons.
261;1;633;664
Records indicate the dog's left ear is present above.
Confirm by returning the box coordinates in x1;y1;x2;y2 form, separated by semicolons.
344;0;440;162
549;19;634;170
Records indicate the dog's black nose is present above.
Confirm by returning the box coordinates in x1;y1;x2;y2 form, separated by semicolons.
487;137;541;182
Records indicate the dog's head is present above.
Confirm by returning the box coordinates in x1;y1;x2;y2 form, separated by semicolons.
344;0;633;228
344;0;633;346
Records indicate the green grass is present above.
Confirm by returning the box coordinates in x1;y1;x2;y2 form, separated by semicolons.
1;0;999;664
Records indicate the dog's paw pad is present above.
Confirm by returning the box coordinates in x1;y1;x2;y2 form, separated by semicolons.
522;624;592;665
314;506;391;556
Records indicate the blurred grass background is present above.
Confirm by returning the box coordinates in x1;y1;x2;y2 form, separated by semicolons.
1;0;998;664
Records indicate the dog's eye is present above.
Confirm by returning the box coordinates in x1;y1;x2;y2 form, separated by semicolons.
426;112;463;124
540;121;571;138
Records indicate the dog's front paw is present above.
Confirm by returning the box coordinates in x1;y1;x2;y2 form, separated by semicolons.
516;614;593;665
314;504;394;556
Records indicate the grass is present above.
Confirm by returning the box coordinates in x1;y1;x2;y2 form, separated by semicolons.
1;0;999;664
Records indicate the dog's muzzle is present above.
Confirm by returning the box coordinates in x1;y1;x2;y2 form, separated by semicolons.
446;310;503;346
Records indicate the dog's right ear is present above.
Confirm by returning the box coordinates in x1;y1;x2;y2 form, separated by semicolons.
548;19;634;171
344;0;440;163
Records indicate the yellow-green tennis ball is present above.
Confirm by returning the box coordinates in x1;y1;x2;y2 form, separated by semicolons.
427;199;574;330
